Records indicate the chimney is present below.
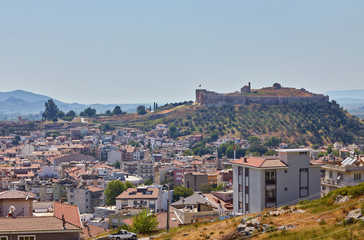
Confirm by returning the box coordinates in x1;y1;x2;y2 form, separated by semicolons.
244;157;247;163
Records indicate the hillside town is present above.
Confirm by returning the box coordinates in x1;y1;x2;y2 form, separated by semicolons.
0;114;364;239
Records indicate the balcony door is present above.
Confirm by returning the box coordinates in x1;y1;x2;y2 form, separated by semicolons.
299;168;309;197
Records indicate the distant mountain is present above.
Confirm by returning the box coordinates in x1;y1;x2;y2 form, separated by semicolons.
0;90;149;116
325;90;364;117
325;89;364;100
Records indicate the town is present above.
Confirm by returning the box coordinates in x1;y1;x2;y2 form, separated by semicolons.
0;84;364;240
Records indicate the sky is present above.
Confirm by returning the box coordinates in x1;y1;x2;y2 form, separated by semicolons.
0;1;364;104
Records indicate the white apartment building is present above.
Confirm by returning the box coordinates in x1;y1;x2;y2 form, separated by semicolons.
232;149;321;214
321;157;364;195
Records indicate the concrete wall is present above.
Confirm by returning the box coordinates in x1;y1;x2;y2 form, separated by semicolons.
233;166;239;213
0;199;33;217
249;168;264;214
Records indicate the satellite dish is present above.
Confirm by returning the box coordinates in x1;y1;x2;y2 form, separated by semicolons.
25;193;30;200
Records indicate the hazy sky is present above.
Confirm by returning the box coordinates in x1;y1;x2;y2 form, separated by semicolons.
1;1;364;104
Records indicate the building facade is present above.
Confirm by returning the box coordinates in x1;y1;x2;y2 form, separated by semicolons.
232;149;321;214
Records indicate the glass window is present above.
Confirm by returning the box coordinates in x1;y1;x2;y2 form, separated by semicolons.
265;171;276;185
0;237;8;240
18;236;35;240
354;174;361;181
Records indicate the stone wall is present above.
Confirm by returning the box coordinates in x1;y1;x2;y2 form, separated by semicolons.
196;89;329;106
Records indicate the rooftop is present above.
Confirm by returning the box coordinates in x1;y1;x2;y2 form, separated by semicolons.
0;216;81;233
230;156;288;168
0;190;33;200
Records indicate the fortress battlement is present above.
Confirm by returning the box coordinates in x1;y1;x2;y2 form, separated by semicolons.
196;83;329;106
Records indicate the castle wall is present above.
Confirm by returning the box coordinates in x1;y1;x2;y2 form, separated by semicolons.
196;89;329;106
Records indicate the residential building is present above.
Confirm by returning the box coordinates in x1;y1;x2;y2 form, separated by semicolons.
115;186;162;213
183;172;208;192
321;157;364;195
67;186;103;214
0;190;33;217
0;216;82;240
171;193;219;224
232;149;321;214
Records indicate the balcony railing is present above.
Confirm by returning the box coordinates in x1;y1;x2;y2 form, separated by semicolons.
265;179;276;185
321;178;364;188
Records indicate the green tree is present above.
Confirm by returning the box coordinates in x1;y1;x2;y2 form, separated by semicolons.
183;149;193;156
66;110;76;117
112;106;123;115
114;161;121;169
104;180;127;205
201;184;213;193
130;209;158;234
105;110;112;116
82;107;96;117
137;105;147;115
144;178;154;185
56;111;65;119
169;125;177;139
128;140;141;147
11;136;21;145
173;185;193;202
42;99;59;121
210;132;219;142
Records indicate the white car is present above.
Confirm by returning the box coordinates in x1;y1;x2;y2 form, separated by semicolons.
108;230;137;240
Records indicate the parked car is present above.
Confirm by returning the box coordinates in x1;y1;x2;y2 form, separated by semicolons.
108;230;137;240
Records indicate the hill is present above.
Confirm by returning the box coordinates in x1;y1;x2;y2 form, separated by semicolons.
325;89;364;100
0;89;149;119
112;101;364;145
155;183;364;240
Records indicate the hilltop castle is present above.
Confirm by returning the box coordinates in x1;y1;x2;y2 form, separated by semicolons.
196;83;329;106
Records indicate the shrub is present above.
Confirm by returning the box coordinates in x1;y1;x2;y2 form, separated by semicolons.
319;219;326;225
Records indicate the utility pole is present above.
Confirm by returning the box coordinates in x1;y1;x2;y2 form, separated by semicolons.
166;184;170;233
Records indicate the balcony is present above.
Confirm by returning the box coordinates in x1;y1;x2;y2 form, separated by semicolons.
321;178;364;188
265;179;276;185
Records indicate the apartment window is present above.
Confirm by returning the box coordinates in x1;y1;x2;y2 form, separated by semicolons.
266;189;276;204
265;171;276;185
18;236;35;240
0;237;8;240
329;171;333;179
354;174;361;181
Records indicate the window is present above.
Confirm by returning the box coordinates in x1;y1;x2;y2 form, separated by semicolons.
266;189;276;203
329;171;333;179
265;171;276;185
354;174;361;181
18;236;35;240
0;237;8;240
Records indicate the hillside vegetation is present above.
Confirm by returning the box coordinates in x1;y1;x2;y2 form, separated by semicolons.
155;183;364;240
114;101;364;145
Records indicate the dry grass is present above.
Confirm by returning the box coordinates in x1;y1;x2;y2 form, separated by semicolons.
155;198;364;240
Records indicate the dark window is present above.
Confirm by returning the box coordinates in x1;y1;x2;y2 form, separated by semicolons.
265;171;276;185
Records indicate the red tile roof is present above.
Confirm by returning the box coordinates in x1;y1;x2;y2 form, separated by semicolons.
0;190;33;200
116;188;160;200
0;216;81;232
231;157;287;168
54;201;82;228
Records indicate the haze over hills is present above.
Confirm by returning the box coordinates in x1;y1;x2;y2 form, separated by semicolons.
0;90;149;117
324;89;364;119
